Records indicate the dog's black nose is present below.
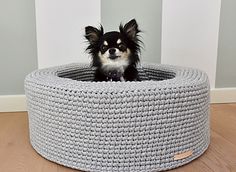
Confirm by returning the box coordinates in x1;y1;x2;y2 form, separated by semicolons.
109;48;116;55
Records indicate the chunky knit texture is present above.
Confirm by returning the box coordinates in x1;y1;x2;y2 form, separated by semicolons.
25;63;210;172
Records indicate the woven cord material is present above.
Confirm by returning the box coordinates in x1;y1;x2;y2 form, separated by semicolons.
25;63;210;172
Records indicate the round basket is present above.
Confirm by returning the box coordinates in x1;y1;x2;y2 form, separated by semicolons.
24;63;210;172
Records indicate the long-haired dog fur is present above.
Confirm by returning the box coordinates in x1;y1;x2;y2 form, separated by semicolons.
85;19;141;81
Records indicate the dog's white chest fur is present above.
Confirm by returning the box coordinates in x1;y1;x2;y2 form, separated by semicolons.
102;59;129;71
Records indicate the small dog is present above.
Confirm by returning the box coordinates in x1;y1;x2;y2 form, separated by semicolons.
85;19;141;81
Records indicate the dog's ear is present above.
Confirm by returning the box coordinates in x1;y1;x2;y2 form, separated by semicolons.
85;25;103;44
120;19;140;41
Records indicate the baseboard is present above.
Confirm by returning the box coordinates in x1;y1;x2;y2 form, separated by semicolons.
0;95;26;112
211;88;236;104
0;89;235;112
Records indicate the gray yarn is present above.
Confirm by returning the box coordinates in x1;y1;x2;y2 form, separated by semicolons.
24;63;210;172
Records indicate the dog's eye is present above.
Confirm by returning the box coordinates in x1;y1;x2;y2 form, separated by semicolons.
101;45;108;52
118;44;126;51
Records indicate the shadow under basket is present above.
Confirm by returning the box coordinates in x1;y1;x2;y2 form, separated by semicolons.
24;63;210;172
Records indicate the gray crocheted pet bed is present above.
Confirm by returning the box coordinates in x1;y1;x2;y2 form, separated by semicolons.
25;63;210;172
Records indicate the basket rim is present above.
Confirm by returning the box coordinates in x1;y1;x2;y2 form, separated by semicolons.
25;63;209;93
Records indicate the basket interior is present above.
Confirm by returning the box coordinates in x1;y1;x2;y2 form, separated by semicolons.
57;67;176;82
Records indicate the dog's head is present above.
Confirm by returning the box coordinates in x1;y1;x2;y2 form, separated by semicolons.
85;19;141;74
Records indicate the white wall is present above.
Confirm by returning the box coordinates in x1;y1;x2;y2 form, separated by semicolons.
161;0;221;88
35;0;101;68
